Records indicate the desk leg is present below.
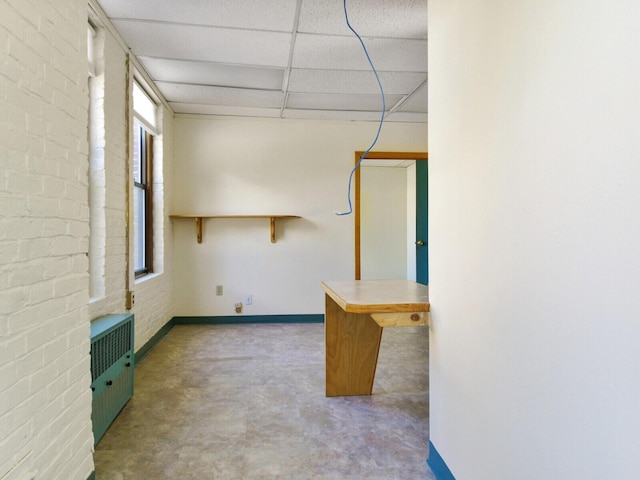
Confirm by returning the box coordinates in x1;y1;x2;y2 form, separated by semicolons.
325;294;383;396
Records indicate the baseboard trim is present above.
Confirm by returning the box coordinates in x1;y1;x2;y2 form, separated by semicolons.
172;314;324;325
427;441;456;480
134;314;324;365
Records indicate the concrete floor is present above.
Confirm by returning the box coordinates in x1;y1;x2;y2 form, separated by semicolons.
94;322;435;479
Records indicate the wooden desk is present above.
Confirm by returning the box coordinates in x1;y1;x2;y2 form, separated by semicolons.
321;280;430;397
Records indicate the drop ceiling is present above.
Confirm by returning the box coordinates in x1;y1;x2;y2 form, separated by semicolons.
93;0;427;122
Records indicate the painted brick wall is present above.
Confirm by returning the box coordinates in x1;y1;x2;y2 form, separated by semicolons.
0;0;94;479
87;26;128;317
86;14;175;352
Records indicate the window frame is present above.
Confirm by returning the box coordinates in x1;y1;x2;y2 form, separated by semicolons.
131;80;158;279
133;117;154;278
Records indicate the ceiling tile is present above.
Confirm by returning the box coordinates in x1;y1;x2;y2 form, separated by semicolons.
282;109;384;121
396;82;428;112
292;34;427;72
288;68;426;95
140;57;284;90
298;0;427;39
286;92;402;112
156;82;284;108
171;103;282;118
98;0;298;31
112;20;292;66
282;108;425;122
384;111;427;122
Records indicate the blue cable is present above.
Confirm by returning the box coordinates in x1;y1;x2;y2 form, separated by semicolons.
335;0;386;216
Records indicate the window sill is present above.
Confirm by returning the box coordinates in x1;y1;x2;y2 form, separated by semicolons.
89;295;106;305
134;271;162;285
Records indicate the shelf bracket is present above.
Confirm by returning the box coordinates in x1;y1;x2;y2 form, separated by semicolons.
195;217;203;243
270;217;276;243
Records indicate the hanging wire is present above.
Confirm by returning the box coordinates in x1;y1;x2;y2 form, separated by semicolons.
334;0;387;216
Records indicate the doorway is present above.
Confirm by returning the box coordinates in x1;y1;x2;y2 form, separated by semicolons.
354;151;428;282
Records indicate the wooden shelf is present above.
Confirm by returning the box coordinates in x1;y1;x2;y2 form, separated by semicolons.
169;215;301;244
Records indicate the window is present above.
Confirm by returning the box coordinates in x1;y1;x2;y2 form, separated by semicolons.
132;82;156;277
87;24;96;77
88;22;106;299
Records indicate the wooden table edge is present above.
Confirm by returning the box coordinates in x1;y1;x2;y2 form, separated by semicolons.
320;280;430;315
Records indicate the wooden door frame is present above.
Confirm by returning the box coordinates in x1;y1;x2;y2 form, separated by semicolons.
355;151;428;280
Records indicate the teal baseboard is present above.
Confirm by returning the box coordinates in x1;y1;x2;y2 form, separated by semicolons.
172;314;324;325
87;471;95;480
427;441;455;480
134;314;324;365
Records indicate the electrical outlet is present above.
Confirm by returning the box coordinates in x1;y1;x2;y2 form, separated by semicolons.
216;285;223;296
245;294;252;305
235;303;243;314
125;291;135;309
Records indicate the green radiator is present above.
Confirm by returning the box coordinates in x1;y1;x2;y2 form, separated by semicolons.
90;313;134;445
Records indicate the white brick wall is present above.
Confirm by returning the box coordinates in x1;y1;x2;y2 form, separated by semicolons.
87;27;128;316
87;15;175;353
2;0;176;476
0;1;94;479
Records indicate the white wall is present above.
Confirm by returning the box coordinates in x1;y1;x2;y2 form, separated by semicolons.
361;166;408;279
172;116;427;315
429;1;640;479
0;0;94;478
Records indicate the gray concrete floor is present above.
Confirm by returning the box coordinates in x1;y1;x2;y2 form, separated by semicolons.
94;323;436;479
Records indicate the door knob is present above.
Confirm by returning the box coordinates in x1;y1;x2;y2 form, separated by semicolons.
415;240;425;246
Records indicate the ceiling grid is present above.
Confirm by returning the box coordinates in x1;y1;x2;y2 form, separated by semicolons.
96;0;427;122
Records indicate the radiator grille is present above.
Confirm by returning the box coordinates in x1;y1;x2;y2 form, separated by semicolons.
91;320;132;381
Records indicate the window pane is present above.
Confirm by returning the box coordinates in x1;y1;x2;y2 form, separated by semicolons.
133;185;145;272
133;82;157;129
133;122;142;184
132;97;154;277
